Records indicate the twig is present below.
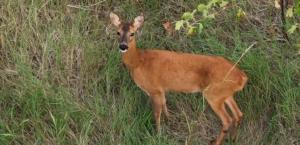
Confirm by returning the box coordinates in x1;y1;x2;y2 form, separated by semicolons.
223;42;257;82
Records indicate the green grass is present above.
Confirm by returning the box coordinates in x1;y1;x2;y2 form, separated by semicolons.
0;0;300;145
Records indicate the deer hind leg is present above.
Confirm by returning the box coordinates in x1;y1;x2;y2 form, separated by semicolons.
225;96;243;140
204;83;233;145
150;92;166;133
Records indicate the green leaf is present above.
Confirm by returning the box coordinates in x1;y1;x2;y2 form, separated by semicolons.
207;1;213;8
212;0;221;4
203;9;208;17
175;20;184;30
208;0;220;8
207;13;215;19
220;1;229;8
197;4;206;12
295;2;300;15
286;7;294;17
287;24;297;34
187;26;196;35
192;9;197;14
182;12;194;20
296;43;300;54
0;134;15;137
237;8;246;18
198;23;204;33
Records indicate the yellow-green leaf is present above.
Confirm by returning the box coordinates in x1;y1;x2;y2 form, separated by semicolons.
286;7;294;17
182;12;194;20
203;9;208;17
237;8;246;18
287;24;297;34
187;26;196;35
274;0;281;9
192;9;197;14
220;1;229;8
175;20;184;30
207;0;216;9
197;4;206;12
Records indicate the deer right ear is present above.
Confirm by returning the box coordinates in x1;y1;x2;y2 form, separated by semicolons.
110;12;121;27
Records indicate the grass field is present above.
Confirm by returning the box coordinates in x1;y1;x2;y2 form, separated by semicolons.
0;0;300;145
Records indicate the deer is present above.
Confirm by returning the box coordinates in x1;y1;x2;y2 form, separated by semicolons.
109;12;248;145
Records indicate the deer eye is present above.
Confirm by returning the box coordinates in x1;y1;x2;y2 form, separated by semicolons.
130;33;135;36
117;32;120;35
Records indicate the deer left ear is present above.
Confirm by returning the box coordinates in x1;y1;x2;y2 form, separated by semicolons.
133;14;144;30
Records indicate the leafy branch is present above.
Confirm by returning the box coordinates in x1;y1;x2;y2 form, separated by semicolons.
175;0;230;35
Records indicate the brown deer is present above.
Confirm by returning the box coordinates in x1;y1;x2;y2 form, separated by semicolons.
109;12;248;145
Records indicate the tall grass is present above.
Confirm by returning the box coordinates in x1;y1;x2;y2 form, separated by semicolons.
0;0;299;145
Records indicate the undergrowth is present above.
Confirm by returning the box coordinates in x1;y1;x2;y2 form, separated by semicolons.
0;0;299;145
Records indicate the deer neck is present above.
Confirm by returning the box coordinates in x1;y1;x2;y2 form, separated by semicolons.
121;39;141;69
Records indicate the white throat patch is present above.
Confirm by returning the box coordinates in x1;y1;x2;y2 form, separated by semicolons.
120;49;128;53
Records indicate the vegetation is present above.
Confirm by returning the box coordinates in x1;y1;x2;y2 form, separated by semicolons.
0;0;299;145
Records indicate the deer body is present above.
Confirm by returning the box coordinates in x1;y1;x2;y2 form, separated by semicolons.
131;50;245;93
110;13;248;145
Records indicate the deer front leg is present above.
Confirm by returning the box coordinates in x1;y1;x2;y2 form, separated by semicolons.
150;92;166;133
225;97;243;141
163;103;170;120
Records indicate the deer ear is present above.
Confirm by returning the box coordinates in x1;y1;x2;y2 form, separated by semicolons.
133;14;144;30
110;12;121;27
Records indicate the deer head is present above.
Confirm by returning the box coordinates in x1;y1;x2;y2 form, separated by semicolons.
110;12;144;53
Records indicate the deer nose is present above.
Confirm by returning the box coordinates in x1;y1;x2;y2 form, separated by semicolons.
119;44;128;51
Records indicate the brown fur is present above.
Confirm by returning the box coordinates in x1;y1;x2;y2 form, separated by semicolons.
110;13;248;145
